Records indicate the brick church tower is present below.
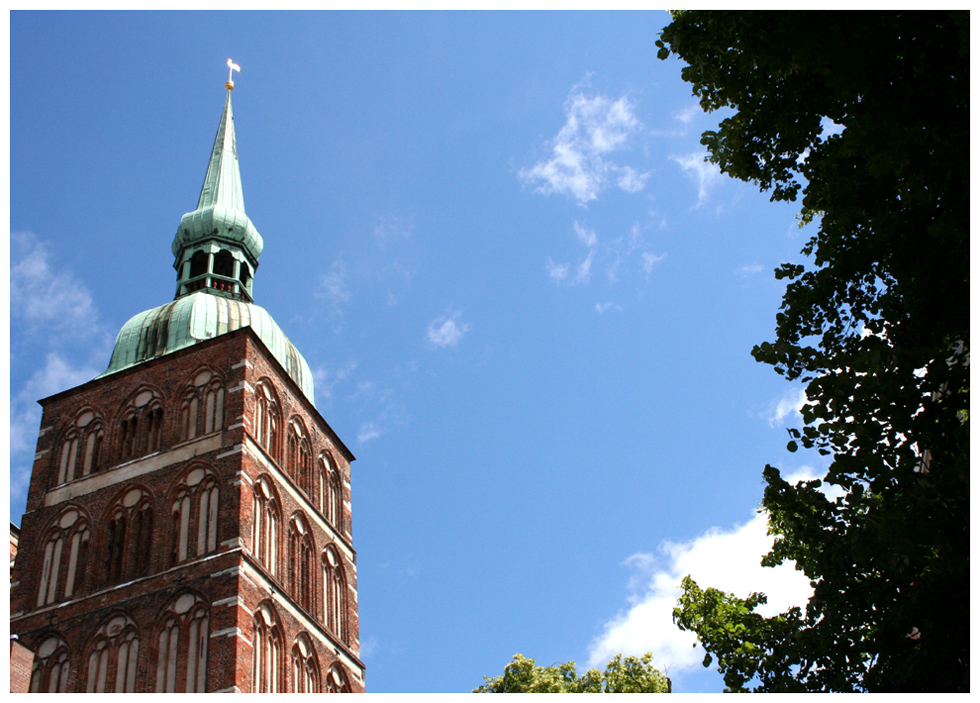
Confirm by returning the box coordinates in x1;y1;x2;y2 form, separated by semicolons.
9;74;365;693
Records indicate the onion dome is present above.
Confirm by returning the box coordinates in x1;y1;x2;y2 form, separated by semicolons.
101;73;316;406
103;291;315;403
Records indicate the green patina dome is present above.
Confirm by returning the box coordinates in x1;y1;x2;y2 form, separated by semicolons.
100;82;315;406
101;291;315;404
173;203;263;263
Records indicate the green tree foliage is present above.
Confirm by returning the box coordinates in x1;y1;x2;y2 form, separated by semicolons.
474;653;670;693
657;11;969;692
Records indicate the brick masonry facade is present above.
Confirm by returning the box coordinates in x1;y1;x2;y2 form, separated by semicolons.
9;327;364;692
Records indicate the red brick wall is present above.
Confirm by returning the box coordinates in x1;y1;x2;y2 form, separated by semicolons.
9;328;363;692
10;640;35;693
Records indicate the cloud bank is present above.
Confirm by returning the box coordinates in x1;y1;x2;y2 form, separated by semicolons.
586;469;823;680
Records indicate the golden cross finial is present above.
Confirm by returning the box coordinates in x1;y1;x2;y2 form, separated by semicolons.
226;58;241;90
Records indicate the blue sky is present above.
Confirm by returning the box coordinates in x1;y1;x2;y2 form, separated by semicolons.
8;11;827;693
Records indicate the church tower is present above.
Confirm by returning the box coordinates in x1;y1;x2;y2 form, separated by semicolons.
9;74;365;693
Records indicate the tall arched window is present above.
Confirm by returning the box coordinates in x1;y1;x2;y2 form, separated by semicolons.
117;389;164;462
289;515;316;615
119;413;139;461
287;419;314;496
286;423;300;481
29;634;70;693
146;404;164;453
203;380;225;434
251;476;281;577
155;592;210;692
56;410;105;484
317;456;329;516
80;421;104;476
85;613;140;693
180;391;200;441
325;663;353;693
254;382;281;459
37;507;90;607
323;545;346;642
179;370;226;441
291;633;320;693
57;428;80;484
328;463;343;530
251;603;283;693
103;487;153;586
170;467;220;565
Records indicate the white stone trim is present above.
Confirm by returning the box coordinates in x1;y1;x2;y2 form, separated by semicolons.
210;626;245;639
44;434;223;506
11;551;235;625
216;444;245;460
212;595;243;608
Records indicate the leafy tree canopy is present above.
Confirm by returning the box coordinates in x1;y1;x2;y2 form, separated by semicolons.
657;11;969;693
474;653;670;693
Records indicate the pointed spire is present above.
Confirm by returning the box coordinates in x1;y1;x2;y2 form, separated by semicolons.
172;71;263;303
196;90;246;213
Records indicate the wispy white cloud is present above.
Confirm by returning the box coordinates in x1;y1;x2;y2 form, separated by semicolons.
520;86;648;204
359;636;379;660
595;302;621;314
10;231;99;338
313;360;358;399
673;103;701;124
546;259;570;282
671;152;722;206
345;381;408;445
382;261;414;307
574;221;598;248
575;249;595;285
547;222;596;288
372;214;414;248
548;221;666;293
427;309;471;349
357;422;382;443
318;258;352;312
365;214;416;306
642;252;667;275
616;166;649;194
766;387;808;428
586;468;821;679
737;264;764;276
9;232;114;517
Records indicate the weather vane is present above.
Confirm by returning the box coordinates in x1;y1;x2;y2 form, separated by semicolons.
226;58;241;90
